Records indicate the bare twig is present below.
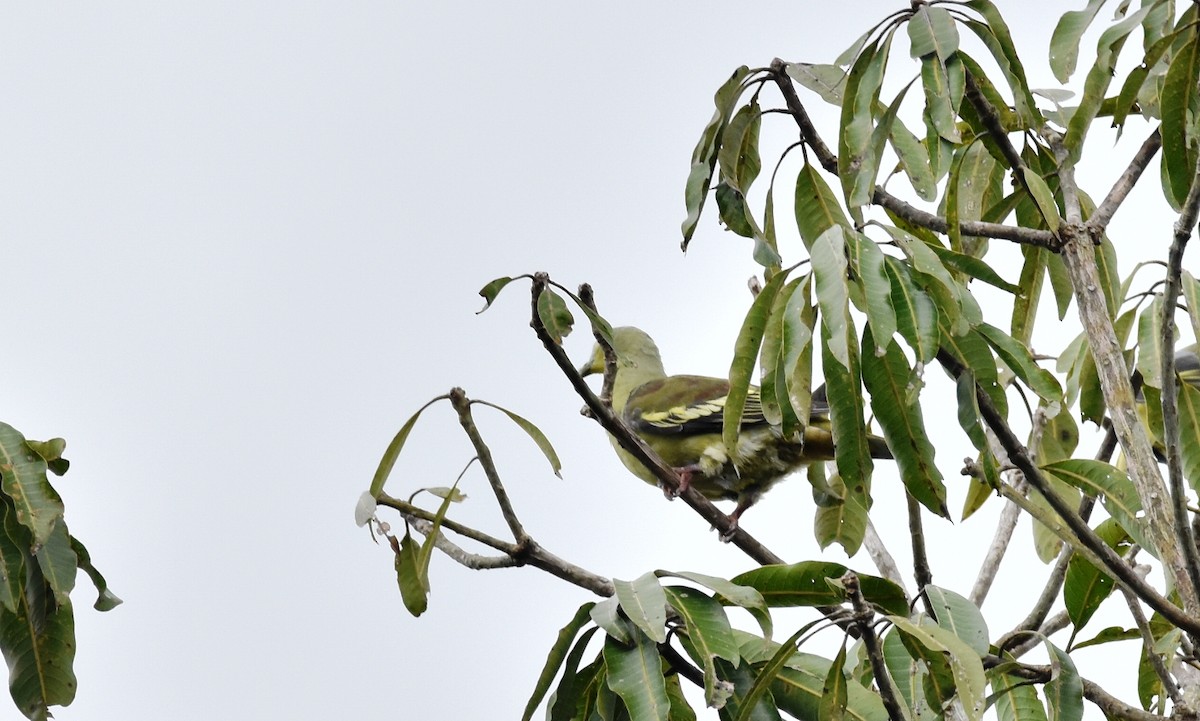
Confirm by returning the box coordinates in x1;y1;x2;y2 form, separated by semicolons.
969;474;1026;607
906;493;932;609
1120;580;1182;705
863;518;908;596
376;495;616;596
1088;128;1162;232
1161;140;1200;612
450;388;531;545
844;572;906;721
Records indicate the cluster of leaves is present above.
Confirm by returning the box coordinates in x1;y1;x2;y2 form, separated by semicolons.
0;423;119;720
365;1;1200;719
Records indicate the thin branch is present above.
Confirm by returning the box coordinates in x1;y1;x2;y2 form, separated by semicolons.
528;273;786;565
906;493;932;608
969;473;1026;607
983;656;1168;721
864;518;908;596
844;572;906;721
1120;580;1182;705
766;58;1057;249
1088;128;1162;232
376;495;617;597
402;516;521;570
450;388;531;545
937;349;1200;636
1162;139;1200;612
1047;127;1200;619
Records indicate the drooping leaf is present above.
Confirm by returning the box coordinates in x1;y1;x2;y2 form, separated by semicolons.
884;258;940;364
1049;0;1109;82
1044;640;1084;721
813;471;868;556
861;325;948;517
839;35;893;206
960;2;1040;125
1162;33;1200;209
524;602;597;721
0;577;76;719
537;287;576;344
0;426;64;550
395;531;428;617
787;63;847;105
847;231;897;353
614;572;668;644
889;615;987;721
477;276;516;313
604;622;671;721
725;269;791;459
683;66;753;244
473;401;563;478
795;163;852;250
664;585;739;708
1064;519;1129;633
370;398;444;497
925;585;989;656
33;521;76;607
908;5;960;60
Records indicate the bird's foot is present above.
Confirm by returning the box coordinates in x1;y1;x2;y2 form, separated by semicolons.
715;515;741;542
663;466;697;500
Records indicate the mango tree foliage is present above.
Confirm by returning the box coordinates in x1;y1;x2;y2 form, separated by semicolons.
364;2;1200;720
0;423;119;720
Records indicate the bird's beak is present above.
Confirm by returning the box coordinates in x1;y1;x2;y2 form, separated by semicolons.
578;360;598;378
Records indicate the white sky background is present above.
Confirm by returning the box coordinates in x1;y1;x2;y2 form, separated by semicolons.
0;2;1185;719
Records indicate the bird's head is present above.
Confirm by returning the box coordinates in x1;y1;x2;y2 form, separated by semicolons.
578;326;666;379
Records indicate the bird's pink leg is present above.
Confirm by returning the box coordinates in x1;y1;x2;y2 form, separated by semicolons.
662;464;700;499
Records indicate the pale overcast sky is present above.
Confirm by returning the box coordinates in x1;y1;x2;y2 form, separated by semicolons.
0;2;1181;719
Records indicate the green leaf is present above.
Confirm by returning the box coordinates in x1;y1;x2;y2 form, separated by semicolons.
1022;170;1061;233
716;656;783;721
976;323;1063;403
924;242;1019;294
1176;380;1200;494
590;597;631;645
889;114;938;201
908;5;960;59
731;562;908;615
524;602;596;721
473;401;563;478
68;537;120;612
0;579;76;719
663;586;738;708
604;623;671;721
820;641;850;721
1049;0;1108;83
1161;33;1200;208
920;53;963;144
719;103;763;194
537;287;576;344
1063;519;1123;632
839;36;892;206
1183;271;1200;346
0;502;26;614
549;631;602;721
656;571;767;615
33;521;76;608
786;63;847;105
770;654;888;721
1041;459;1150;555
1043;640;1083;721
882;629;936;719
847;231;897;352
1064;5;1154;155
795;162;851;250
889;615;986;721
682;66;753;245
813;471;868;556
395;531;428;617
477;276;515;313
959;6;1040;125
715;181;759;238
813;227;853;368
0;425;64;548
370;397;443;497
1071;625;1139;650
989;667;1048;721
925;585;989;656
861;325;948;517
884;258;939;364
614;572;667;645
725;269;791;459
1137;296;1165;389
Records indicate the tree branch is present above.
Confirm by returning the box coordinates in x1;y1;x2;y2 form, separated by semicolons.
844;572;906;721
450;388;531;546
1088;128;1162;233
766;59;1058;249
937;349;1200;636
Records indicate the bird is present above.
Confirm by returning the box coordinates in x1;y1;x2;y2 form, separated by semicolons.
579;326;892;524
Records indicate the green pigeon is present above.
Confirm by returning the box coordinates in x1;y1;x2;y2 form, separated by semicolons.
580;326;892;522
